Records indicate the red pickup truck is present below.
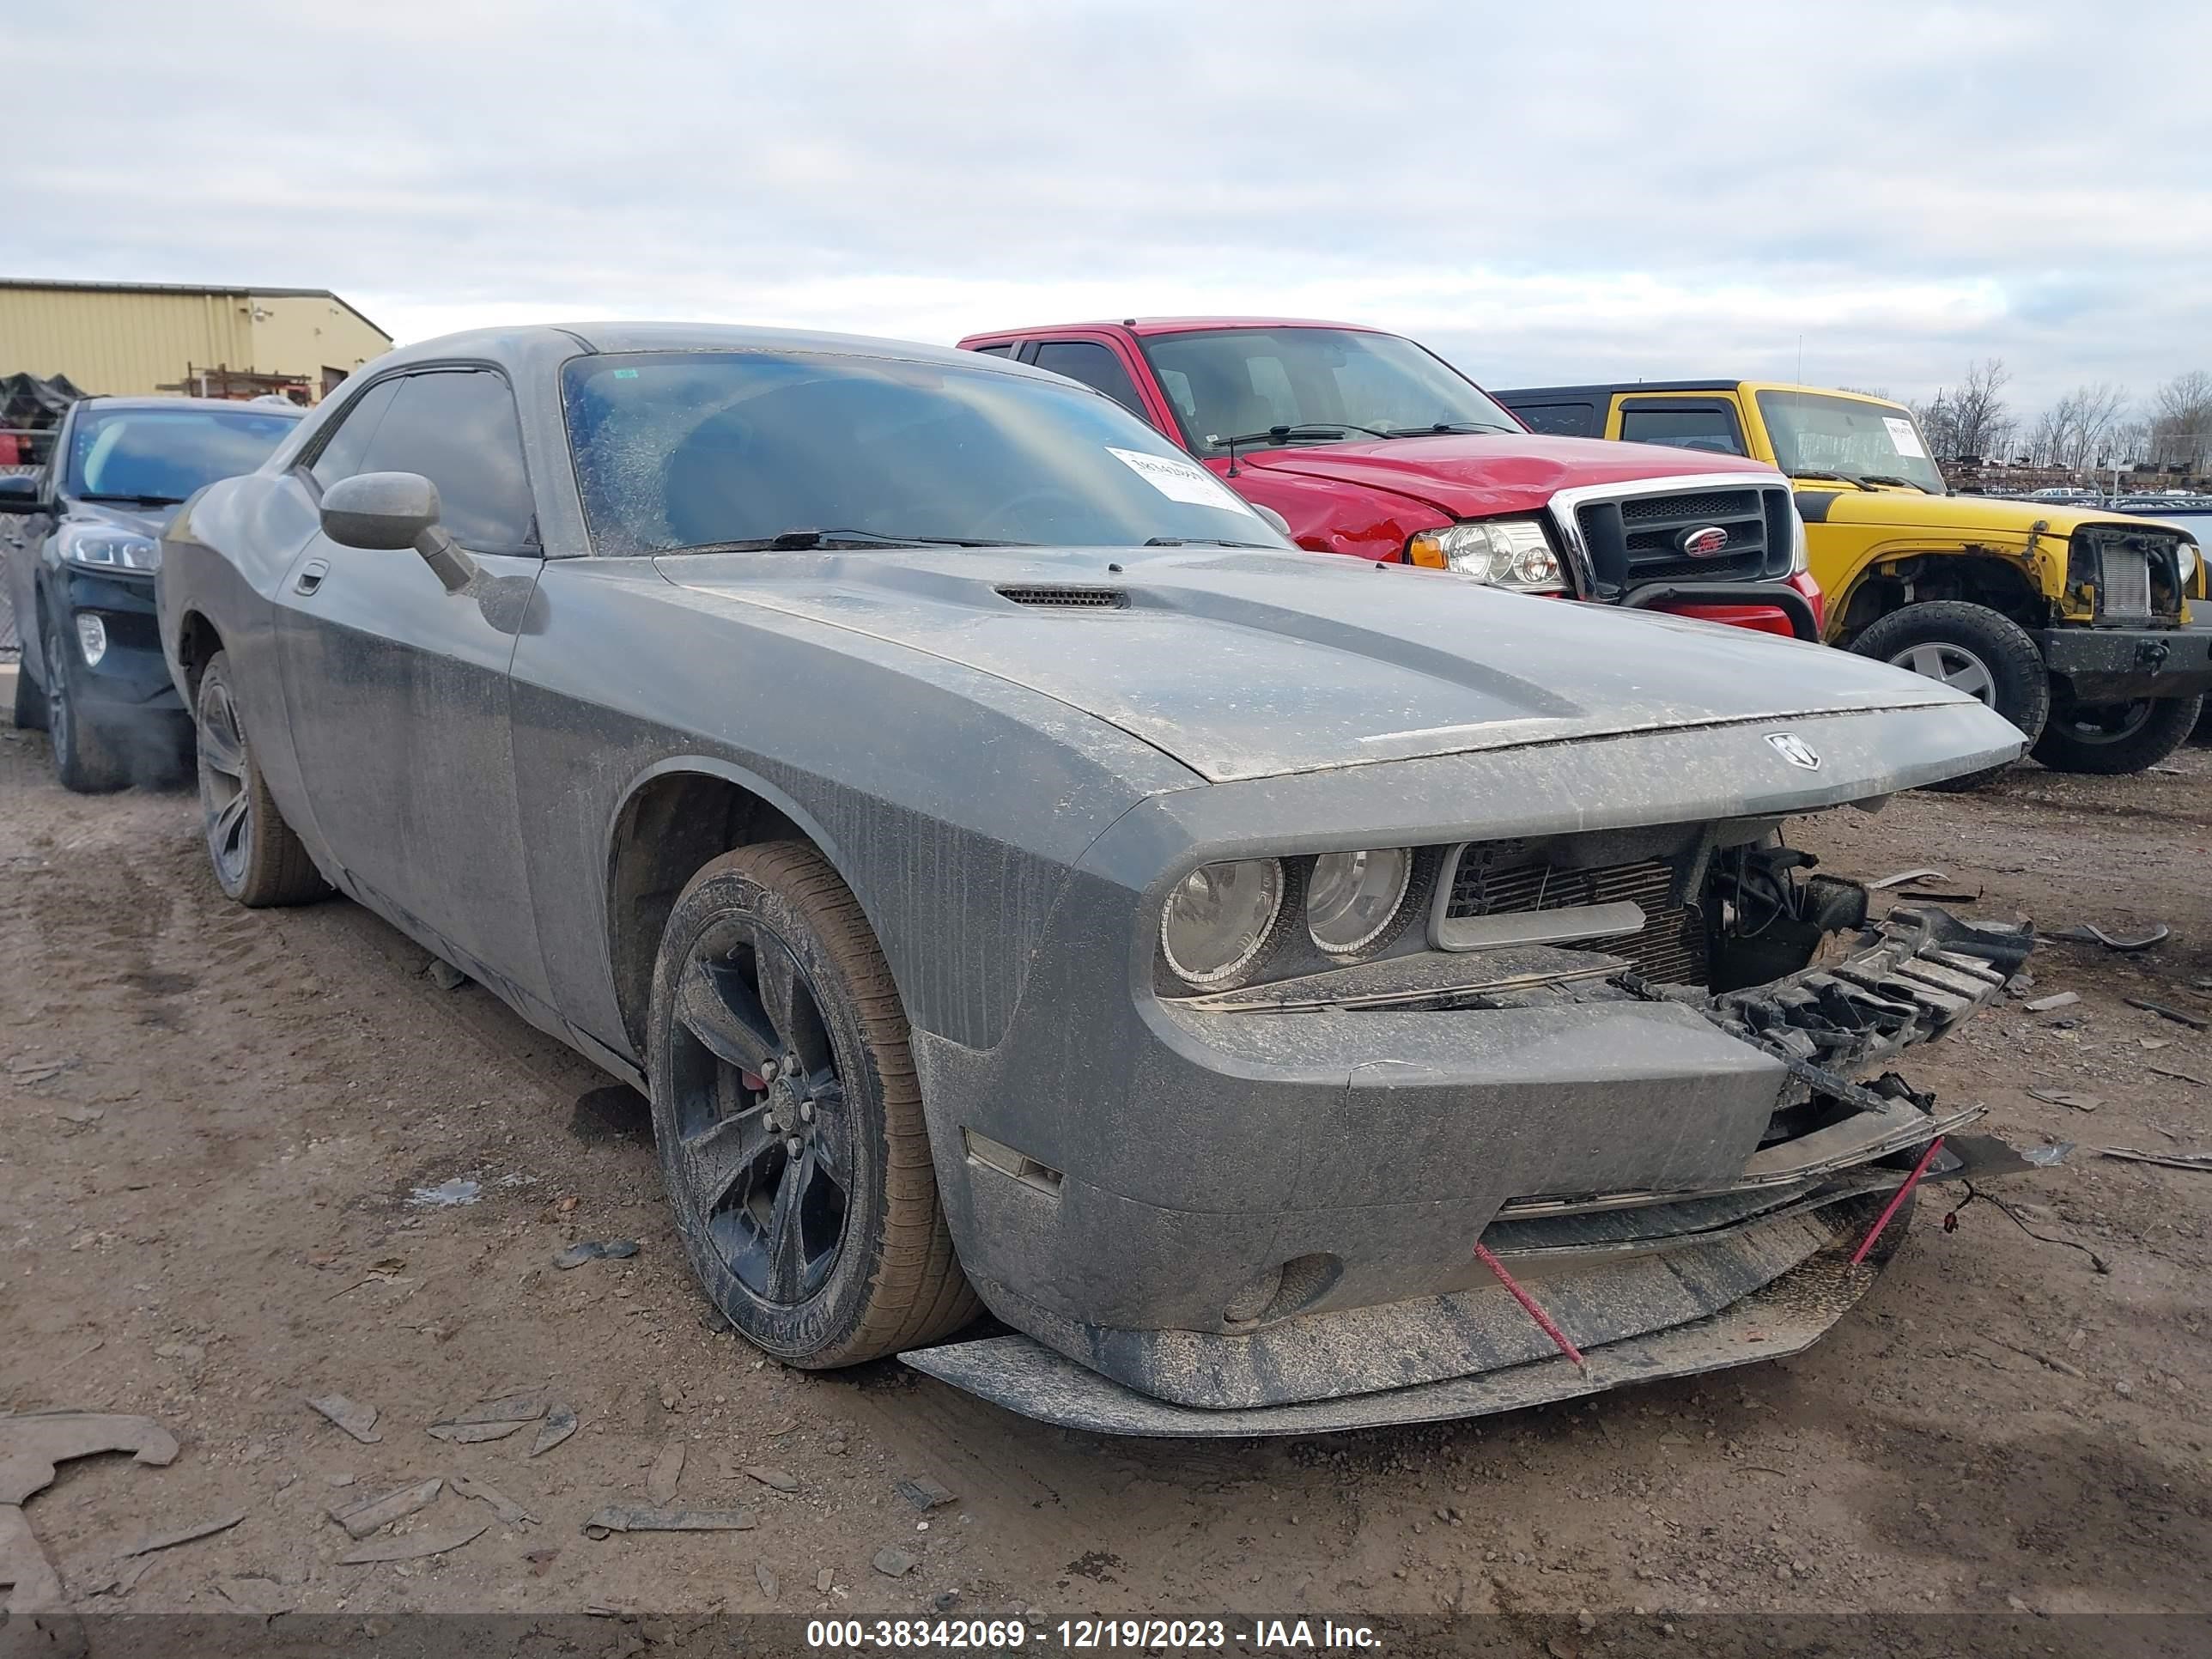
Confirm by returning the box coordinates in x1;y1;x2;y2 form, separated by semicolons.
957;319;1824;640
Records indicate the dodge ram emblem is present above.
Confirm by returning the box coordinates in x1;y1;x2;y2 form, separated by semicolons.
1677;525;1730;557
1766;732;1822;770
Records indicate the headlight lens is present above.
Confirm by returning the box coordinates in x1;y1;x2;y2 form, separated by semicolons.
2179;540;2200;592
1407;518;1564;590
1305;848;1412;953
60;526;161;573
75;614;108;667
1159;859;1284;986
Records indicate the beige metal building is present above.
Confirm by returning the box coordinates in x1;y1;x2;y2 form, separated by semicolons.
0;279;392;402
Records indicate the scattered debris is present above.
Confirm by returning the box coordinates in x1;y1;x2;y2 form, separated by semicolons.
2021;1144;2074;1167
1;1413;180;1505
428;1392;547;1443
894;1477;957;1512
647;1440;685;1505
526;1547;559;1576
57;1107;105;1126
329;1478;443;1540
2046;923;2170;952
817;1568;835;1593
1870;868;1946;890
756;1561;780;1600
122;1510;246;1557
581;1506;756;1539
337;1522;488;1565
450;1472;538;1528
425;958;468;991
2024;992;2081;1013
873;1547;918;1578
409;1177;482;1207
326;1473;356;1488
935;1590;961;1612
1;1508;64;1611
2027;1086;2103;1113
743;1467;799;1493
2100;1147;2212;1172
554;1239;640;1270
529;1407;580;1458
2126;997;2209;1030
2148;1063;2212;1087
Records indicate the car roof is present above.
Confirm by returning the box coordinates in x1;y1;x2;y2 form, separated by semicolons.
963;317;1387;340
383;321;1043;376
76;394;306;416
1498;380;1905;404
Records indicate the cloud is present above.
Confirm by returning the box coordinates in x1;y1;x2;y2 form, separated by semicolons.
13;0;2209;416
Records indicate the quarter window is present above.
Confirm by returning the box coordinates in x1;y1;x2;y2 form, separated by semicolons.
325;370;538;552
1030;342;1151;423
1617;403;1747;457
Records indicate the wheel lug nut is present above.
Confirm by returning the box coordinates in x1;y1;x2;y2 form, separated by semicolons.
799;1102;813;1123
759;1060;779;1084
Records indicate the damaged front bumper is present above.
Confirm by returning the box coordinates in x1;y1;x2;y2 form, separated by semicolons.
904;905;2033;1434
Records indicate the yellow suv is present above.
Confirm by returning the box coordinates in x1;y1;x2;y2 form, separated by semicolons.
1497;380;2210;775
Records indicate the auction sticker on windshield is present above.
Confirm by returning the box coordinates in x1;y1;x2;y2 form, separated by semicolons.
1108;446;1257;514
1882;416;1928;459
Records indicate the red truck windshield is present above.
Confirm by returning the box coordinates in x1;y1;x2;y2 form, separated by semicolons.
1139;328;1520;454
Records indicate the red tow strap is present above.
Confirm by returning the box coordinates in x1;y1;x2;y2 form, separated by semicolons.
1474;1241;1587;1369
1850;1135;1947;1266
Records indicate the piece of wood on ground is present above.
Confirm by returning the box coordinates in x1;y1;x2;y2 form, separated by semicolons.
2126;996;2210;1030
893;1476;957;1511
528;1407;578;1458
2148;1063;2212;1087
336;1522;488;1565
580;1506;755;1538
427;1419;532;1444
2023;992;2080;1013
2100;1146;2212;1172
122;1510;246;1558
0;1413;179;1506
646;1441;684;1506
2027;1086;2104;1113
449;1471;538;1528
0;1504;64;1613
305;1395;382;1445
328;1478;442;1540
741;1466;799;1492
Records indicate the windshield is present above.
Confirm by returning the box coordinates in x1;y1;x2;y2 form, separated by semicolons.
1755;391;1948;493
561;351;1288;555
64;405;301;503
1139;327;1520;453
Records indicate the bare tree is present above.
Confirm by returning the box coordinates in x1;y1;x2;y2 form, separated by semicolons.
1914;359;2014;459
2149;369;2212;471
2033;383;2132;471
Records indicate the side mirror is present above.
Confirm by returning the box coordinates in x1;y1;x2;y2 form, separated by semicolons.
320;471;476;592
0;474;42;514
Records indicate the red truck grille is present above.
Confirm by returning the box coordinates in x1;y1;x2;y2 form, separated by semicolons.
1574;483;1796;586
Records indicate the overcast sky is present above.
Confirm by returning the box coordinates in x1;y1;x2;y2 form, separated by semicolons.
17;1;2209;414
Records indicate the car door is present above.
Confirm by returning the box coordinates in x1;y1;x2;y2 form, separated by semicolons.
276;366;552;1006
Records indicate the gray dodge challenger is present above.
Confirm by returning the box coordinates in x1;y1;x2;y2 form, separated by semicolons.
157;323;2033;1435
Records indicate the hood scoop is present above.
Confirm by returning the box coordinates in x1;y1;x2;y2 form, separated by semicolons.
996;585;1127;609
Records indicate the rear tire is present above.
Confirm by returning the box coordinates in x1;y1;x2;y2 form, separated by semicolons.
1850;600;2050;792
193;651;327;906
647;842;979;1368
2032;692;2203;775
42;615;128;793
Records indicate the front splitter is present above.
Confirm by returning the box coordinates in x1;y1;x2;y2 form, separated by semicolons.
898;1220;1905;1437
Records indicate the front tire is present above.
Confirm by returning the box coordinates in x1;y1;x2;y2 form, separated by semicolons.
2032;692;2203;775
193;651;327;906
42;615;128;793
647;842;978;1368
1850;600;2051;791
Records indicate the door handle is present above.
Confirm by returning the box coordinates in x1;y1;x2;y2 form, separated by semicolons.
294;559;330;596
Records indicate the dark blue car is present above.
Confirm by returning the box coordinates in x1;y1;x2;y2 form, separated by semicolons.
3;394;302;789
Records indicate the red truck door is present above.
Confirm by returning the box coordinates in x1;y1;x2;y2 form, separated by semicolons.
1014;337;1172;434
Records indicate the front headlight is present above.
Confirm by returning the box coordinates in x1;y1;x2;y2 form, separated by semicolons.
59;525;161;573
1789;504;1810;574
1407;518;1565;591
1159;859;1285;987
2179;539;2200;593
1306;848;1412;953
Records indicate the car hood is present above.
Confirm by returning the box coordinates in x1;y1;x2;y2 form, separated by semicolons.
657;545;1999;784
1236;433;1780;520
61;497;182;538
1796;486;2196;542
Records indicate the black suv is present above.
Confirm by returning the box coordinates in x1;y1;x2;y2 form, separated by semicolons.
3;395;301;789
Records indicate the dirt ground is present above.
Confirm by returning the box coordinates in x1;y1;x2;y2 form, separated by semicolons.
3;702;2209;1627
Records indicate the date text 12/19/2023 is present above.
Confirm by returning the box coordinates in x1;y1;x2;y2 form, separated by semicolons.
804;1618;1382;1649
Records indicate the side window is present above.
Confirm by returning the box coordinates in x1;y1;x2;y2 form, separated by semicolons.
307;378;402;489
1617;402;1747;457
1511;402;1596;438
349;370;538;551
1030;342;1151;423
969;343;1016;357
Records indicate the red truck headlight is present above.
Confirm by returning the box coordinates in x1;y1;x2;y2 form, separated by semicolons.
1407;519;1565;592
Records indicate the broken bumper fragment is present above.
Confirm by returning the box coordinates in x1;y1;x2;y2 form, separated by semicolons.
907;904;2033;1433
